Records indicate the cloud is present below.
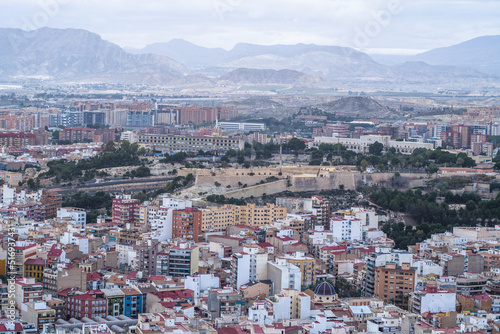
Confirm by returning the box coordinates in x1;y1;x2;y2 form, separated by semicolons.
0;0;499;54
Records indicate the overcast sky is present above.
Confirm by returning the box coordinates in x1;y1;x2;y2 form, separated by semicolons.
1;0;499;54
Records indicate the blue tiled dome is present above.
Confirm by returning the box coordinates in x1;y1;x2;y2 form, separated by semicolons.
314;282;336;296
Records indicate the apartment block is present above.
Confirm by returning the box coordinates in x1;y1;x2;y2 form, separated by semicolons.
172;207;202;242
112;194;140;226
201;204;235;232
235;204;287;227
374;262;416;309
0;132;36;147
267;259;302;294
162;244;199;277
137;134;244;154
279;252;315;288
409;286;456;314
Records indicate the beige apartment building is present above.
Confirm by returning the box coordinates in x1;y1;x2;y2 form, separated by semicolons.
201;204;287;232
202;205;235;232
235;204;287;227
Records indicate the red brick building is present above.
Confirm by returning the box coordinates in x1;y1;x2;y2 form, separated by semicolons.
66;291;107;320
94;129;115;144
0;132;36;147
60;127;95;142
40;190;62;219
112;195;140;226
9;202;45;221
172;207;202;242
441;125;471;149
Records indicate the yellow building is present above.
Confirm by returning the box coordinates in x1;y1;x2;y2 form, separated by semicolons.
0;171;23;185
14;243;37;277
201;203;287;231
24;258;46;282
202;205;235;232
235;204;287;227
280;252;316;287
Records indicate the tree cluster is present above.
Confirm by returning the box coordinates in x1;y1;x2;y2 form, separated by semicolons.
206;194;247;205
39;141;145;183
372;188;500;249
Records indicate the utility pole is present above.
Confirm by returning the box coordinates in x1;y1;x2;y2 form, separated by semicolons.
279;134;283;175
212;137;216;176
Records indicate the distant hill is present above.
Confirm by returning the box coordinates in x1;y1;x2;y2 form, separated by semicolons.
319;96;396;119
390;61;490;85
411;35;500;76
126;39;228;68
218;68;323;86
0;27;187;83
371;36;500;77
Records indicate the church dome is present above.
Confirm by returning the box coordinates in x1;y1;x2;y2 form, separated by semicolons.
314;282;336;296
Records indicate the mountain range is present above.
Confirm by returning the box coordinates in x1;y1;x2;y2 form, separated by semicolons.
372;35;500;77
0;27;499;89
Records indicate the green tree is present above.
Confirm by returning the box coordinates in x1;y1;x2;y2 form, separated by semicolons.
287;138;306;152
369;141;384;155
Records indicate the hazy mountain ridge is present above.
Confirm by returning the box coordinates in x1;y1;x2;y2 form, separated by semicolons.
132;37;499;87
372;36;500;77
0;27;186;82
126;39;228;68
0;27;498;89
411;35;500;76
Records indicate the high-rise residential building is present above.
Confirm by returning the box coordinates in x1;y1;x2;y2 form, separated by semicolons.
441;125;472;149
374;262;416;309
127;110;154;127
162;243;199;277
135;242;160;276
40;190;62;219
201;205;235;232
172;207;202;242
83;111;106;125
361;248;414;297
14;277;43;307
278;252;315;288
235;204;287;227
0;132;36;147
59;127;95;142
230;252;250;289
112;195;140;226
330;215;363;242
267;259;302;295
49;111;83;127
